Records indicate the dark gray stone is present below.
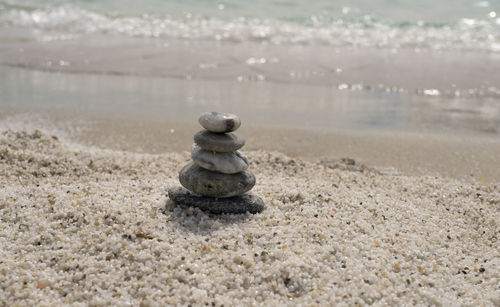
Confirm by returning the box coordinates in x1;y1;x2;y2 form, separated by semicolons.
194;130;245;153
179;162;255;197
199;112;241;133
191;144;248;174
168;187;265;214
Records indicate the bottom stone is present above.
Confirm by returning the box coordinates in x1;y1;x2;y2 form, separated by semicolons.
168;187;265;214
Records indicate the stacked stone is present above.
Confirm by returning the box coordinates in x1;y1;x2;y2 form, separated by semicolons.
168;112;264;214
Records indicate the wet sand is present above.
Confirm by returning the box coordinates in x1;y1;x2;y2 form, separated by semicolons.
82;117;500;183
1;109;499;182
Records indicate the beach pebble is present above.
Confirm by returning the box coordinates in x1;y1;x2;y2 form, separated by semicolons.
194;130;245;152
179;162;255;197
199;112;241;133
191;144;248;174
168;187;264;214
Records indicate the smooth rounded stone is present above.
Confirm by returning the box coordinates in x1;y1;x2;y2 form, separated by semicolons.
191;144;248;174
168;187;264;214
194;130;245;153
179;162;255;198
198;112;241;133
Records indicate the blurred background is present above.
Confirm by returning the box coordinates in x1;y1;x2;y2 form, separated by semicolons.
0;0;499;179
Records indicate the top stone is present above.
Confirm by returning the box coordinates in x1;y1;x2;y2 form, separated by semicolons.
199;112;241;133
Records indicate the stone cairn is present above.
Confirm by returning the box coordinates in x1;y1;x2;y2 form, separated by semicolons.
168;112;265;214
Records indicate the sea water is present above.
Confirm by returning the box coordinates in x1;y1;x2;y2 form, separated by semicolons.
0;0;499;135
1;0;499;52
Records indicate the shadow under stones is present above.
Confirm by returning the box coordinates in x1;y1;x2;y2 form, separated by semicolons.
161;199;254;235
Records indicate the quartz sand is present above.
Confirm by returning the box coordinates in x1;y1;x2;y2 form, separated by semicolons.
0;129;498;306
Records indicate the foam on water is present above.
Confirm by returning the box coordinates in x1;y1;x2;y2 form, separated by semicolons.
0;0;499;52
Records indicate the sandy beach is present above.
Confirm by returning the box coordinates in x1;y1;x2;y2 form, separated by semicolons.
1;52;499;307
1;128;498;305
1;0;500;304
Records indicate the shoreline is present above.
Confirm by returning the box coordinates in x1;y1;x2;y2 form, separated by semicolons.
1;28;500;98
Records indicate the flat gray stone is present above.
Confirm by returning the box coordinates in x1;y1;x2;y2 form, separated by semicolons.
199;112;241;133
179;162;255;198
168;187;265;214
194;130;245;153
192;144;248;174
